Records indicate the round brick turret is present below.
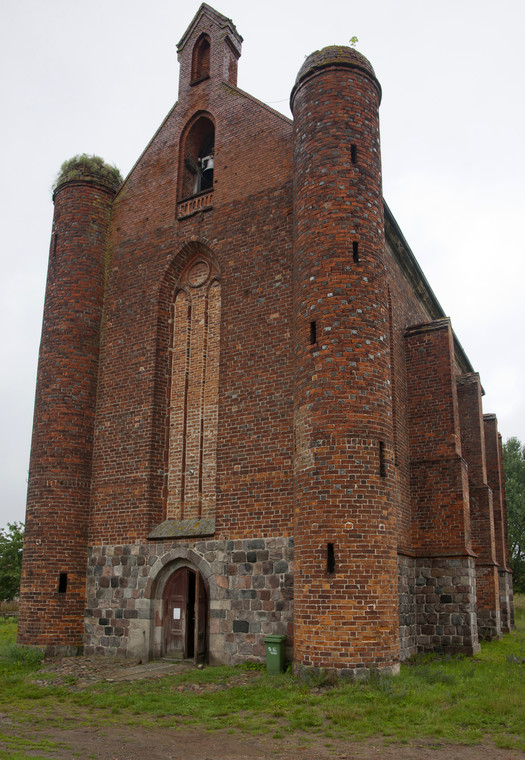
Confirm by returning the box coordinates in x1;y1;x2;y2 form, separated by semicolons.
291;47;399;674
291;45;380;103
18;157;120;654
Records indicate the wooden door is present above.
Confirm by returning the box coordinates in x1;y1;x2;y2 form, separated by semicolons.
196;573;207;659
163;567;207;661
164;567;188;658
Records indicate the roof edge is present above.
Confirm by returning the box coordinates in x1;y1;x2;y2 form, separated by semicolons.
384;200;475;377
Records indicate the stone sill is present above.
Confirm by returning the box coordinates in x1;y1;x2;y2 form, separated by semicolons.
148;517;215;539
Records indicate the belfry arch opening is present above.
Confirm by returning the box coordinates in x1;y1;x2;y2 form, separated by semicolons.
180;115;215;199
191;33;211;83
163;565;208;662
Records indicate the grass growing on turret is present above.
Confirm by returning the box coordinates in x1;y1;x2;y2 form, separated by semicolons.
52;153;122;191
0;598;524;751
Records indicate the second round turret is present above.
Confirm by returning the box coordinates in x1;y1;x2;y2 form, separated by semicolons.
291;47;398;674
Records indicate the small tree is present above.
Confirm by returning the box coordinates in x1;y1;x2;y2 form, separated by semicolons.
0;522;24;602
502;438;525;593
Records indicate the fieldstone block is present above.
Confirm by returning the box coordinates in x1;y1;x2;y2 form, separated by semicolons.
253;575;266;589
233;620;249;633
247;539;265;550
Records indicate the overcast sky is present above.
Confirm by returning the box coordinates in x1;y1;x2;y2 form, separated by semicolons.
1;0;524;530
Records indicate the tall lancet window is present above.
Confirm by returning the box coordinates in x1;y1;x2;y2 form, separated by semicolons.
166;257;221;522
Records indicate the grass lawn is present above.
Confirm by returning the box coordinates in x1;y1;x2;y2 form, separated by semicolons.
0;596;524;755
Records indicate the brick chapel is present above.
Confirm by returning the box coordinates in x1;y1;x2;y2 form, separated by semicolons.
18;4;514;675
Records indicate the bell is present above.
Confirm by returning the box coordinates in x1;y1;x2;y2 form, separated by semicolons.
200;155;214;172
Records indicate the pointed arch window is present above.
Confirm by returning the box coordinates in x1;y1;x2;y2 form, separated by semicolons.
191;34;211;84
165;255;221;523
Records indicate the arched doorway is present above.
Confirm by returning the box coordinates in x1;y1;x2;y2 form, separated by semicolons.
163;566;207;662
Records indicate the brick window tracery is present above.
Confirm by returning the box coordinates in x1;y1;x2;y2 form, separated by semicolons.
166;256;221;522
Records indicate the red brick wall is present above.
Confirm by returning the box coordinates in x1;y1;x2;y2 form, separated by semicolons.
456;373;500;636
382;244;435;554
457;374;487;483
484;415;509;570
88;30;295;546
405;319;472;556
457;374;497;562
497;433;510;572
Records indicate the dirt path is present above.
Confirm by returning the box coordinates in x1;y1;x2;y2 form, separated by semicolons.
0;656;523;760
2;717;524;760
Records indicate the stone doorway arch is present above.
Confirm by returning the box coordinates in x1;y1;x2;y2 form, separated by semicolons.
147;548;217;662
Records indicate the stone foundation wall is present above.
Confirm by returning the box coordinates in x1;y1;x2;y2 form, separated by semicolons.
398;554;417;661
475;564;501;640
84;536;293;664
499;569;514;632
415;556;480;655
85;539;496;664
398;554;481;657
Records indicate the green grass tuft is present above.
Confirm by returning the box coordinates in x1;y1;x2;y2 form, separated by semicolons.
0;618;17;651
0;643;44;669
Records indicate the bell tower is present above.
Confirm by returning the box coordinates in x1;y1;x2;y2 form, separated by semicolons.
176;3;242;95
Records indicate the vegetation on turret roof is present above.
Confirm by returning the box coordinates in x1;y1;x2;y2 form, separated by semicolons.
53;154;122;192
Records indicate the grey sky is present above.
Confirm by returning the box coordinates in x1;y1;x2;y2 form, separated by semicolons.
1;0;524;529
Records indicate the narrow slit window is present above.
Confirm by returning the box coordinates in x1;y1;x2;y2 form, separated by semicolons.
353;241;359;263
58;572;68;594
326;543;336;574
310;320;317;345
351;144;357;164
379;441;386;478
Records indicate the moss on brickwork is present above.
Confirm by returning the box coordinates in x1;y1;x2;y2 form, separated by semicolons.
53;154;122;193
296;45;377;83
291;45;381;109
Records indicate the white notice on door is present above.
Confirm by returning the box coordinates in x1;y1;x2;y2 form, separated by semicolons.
173;608;181;620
